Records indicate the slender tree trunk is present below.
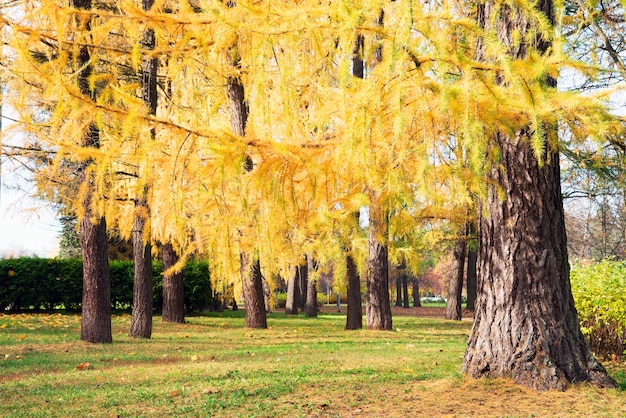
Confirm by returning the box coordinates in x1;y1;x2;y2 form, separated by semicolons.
412;276;421;307
285;265;299;315
466;243;477;311
445;237;466;321
304;257;318;317
129;0;157;338
402;273;409;308
263;279;272;313
298;260;308;311
72;0;111;344
395;271;402;307
226;42;267;328
240;253;267;329
464;0;617;390
162;243;184;323
345;253;363;330
366;197;392;330
129;213;153;338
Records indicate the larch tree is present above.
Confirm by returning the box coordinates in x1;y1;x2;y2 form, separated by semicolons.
129;0;159;339
72;0;112;344
462;0;618;390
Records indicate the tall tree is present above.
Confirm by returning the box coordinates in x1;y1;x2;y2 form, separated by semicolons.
129;0;159;339
462;0;617;389
72;0;112;344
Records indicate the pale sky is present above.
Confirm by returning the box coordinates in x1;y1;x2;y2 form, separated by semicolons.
0;174;60;259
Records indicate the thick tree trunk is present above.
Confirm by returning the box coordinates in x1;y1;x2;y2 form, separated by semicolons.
304;257;318;317
345;253;363;330
129;212;153;338
161;243;184;323
73;0;111;344
285;265;299;315
80;214;112;344
445;237;466;321
240;253;267;329
412;276;421;307
465;244;477;311
365;199;392;330
463;0;617;390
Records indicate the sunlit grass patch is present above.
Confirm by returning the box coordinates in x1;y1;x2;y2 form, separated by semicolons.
0;311;624;417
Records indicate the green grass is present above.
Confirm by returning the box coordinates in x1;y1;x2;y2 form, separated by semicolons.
0;311;624;417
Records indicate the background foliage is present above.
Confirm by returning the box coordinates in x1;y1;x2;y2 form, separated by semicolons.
571;259;626;356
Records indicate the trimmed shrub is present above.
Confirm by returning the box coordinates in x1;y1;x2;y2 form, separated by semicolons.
571;259;626;357
0;257;212;312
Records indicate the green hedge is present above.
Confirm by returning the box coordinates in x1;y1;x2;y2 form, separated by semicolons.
571;259;626;357
0;257;212;312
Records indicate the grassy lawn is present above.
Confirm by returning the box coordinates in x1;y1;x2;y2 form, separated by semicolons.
0;310;624;417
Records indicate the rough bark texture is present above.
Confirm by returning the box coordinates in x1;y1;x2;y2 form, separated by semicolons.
73;0;112;344
445;238;466;321
463;0;617;391
129;213;153;338
365;199;392;330
161;243;185;323
345;254;363;330
80;215;112;344
240;253;267;329
285;265;299;315
466;245;477;311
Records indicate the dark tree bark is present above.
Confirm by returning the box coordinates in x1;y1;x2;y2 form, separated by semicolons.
298;260;308;311
161;243;184;323
80;215;112;344
465;243;477;311
240;253;267;329
285;265;299;315
365;198;392;330
129;0;157;339
463;0;617;390
304;257;318;317
345;253;363;330
412;276;421;307
129;214;153;338
72;0;111;344
395;271;402;307
226;42;267;328
445;237;466;321
402;272;409;308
